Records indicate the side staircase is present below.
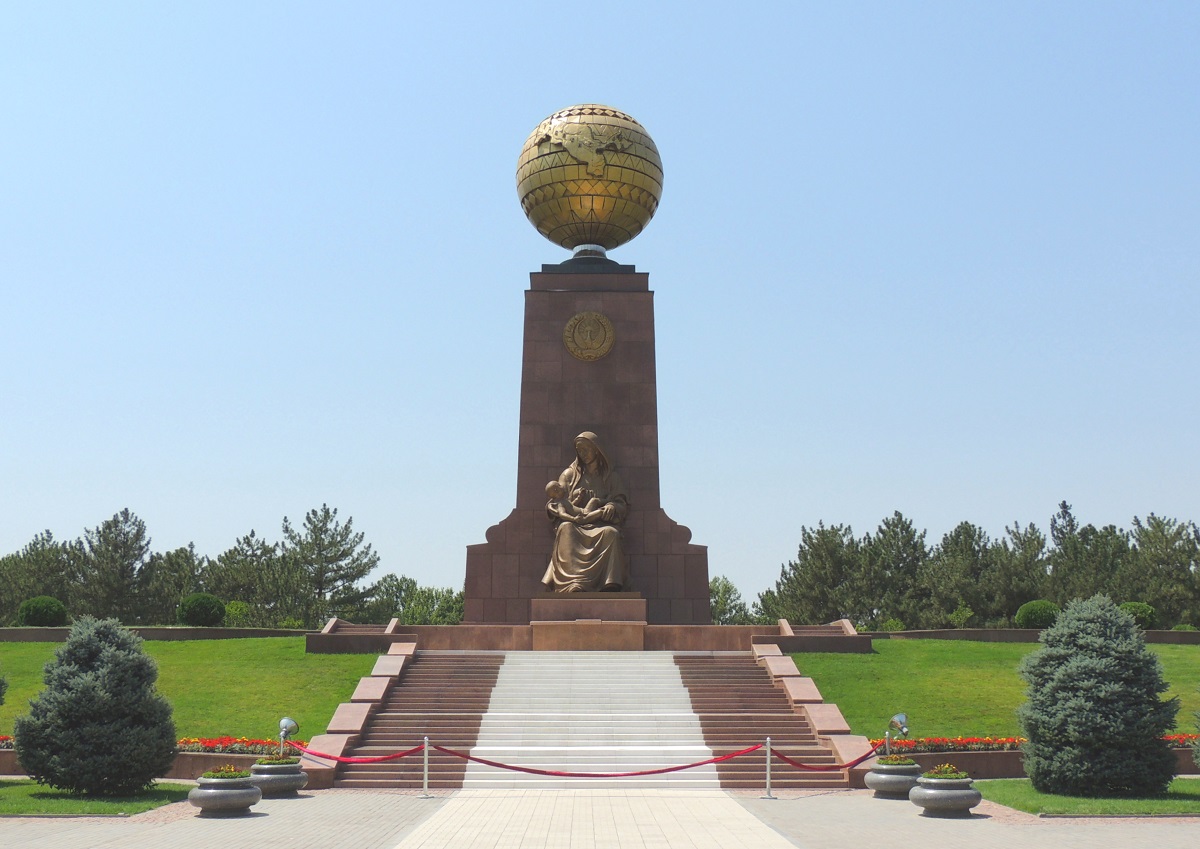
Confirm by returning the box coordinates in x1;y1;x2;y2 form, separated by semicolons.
336;653;503;788
677;653;847;789
331;649;853;790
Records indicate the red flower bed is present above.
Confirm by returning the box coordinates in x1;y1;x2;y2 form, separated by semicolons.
869;736;1024;753
870;734;1200;753
176;735;308;755
0;735;10;750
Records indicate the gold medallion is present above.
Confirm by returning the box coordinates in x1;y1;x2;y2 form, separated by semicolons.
563;312;615;361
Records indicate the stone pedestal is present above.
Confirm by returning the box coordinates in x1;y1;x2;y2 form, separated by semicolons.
464;257;710;625
530;620;646;651
530;592;647;622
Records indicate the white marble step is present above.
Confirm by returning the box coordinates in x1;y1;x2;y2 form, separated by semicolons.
462;652;720;788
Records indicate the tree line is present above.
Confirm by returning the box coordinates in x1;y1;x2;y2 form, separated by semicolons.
7;501;1197;632
712;502;1200;630
0;506;462;628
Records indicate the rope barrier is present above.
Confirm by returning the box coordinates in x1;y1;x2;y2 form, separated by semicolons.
287;740;425;764
285;738;882;775
432;743;763;779
771;741;883;771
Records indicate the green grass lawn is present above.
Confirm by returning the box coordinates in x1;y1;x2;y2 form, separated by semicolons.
0;779;192;815
1;636;1196;742
978;777;1200;816
792;639;1200;738
0;638;375;739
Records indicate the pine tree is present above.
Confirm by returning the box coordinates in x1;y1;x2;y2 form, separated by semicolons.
1017;594;1178;796
71;509;151;622
14;617;176;795
281;504;379;625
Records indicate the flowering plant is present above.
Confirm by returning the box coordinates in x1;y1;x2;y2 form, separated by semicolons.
201;764;251;779
870;733;1199;753
1164;734;1200;748
875;754;918;766
869;736;1024;753
921;762;970;780
0;735;11;750
177;736;307;755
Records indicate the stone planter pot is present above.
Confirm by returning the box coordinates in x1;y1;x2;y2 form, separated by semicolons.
909;776;982;817
250;761;309;797
188;776;262;816
864;762;922;797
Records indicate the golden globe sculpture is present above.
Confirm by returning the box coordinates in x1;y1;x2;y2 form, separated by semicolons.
517;104;662;255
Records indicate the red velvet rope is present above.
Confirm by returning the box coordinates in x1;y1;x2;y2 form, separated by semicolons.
287;740;425;764
285;739;883;774
772;741;883;771
432;743;763;778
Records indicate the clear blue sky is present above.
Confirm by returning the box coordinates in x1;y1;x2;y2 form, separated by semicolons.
3;2;1198;603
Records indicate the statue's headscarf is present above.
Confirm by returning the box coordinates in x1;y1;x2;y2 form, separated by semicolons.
573;431;612;479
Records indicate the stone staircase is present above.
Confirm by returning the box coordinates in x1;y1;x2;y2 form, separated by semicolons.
335;652;503;789
333;650;850;790
461;652;719;788
676;653;848;789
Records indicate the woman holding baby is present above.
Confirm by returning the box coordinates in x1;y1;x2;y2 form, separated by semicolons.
541;432;629;593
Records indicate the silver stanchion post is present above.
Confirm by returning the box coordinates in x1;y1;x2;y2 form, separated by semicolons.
761;736;776;799
422;736;430;798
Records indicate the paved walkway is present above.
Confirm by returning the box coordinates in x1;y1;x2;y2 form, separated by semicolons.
3;787;1199;849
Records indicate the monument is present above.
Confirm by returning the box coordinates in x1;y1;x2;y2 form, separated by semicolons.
463;104;711;626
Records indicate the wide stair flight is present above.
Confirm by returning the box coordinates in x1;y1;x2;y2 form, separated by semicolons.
334;650;848;790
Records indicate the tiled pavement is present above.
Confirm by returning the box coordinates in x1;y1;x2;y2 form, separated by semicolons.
3;786;1200;849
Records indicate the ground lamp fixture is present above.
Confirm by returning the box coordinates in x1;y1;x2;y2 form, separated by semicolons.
884;713;909;755
279;716;299;757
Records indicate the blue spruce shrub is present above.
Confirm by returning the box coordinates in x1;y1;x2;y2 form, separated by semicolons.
13;617;176;796
1017;595;1178;796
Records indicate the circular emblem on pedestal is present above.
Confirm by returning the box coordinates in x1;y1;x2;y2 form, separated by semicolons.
563;312;615;361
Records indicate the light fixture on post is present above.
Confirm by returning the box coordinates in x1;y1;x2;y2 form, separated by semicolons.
884;713;909;755
278;716;299;758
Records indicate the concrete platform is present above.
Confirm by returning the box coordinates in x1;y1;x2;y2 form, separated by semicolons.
5;785;1200;849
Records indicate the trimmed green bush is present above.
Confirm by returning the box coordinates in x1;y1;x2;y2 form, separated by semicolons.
876;618;906;632
1119;601;1158;630
177;593;226;627
1014;599;1060;630
14;617;176;796
223;600;253;628
278;616;305;630
1018;595;1178;797
1173;624;1198;632
17;596;68;627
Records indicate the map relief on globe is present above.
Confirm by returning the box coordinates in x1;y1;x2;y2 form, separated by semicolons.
516;104;663;255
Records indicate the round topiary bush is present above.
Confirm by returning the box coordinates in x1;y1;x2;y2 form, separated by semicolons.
13;616;176;796
1118;601;1158;630
1014;599;1060;630
17;596;68;627
1172;624;1197;632
177;593;226;627
1017;594;1178;797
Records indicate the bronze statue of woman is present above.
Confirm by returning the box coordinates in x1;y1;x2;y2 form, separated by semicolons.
541;432;629;592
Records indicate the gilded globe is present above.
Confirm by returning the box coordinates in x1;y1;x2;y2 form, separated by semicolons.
517;104;663;252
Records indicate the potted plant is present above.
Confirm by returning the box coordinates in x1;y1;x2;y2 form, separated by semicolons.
249;755;309;797
908;762;982;817
187;764;262;816
864;754;922;797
